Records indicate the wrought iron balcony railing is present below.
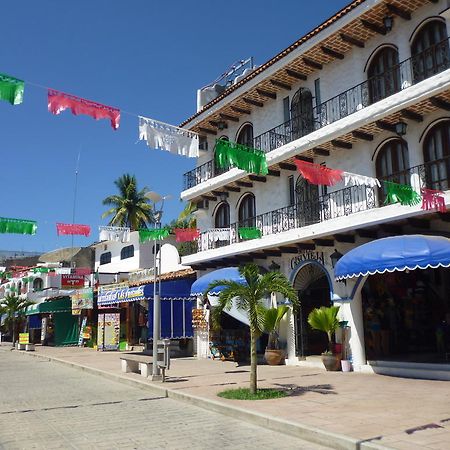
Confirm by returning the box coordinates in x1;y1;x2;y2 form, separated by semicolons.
184;156;450;256
183;37;450;190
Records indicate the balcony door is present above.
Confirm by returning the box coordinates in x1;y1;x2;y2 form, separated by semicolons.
238;193;256;228
423;120;450;191
295;175;320;226
367;47;400;104
411;20;449;83
376;138;410;202
291;88;314;140
236;123;254;148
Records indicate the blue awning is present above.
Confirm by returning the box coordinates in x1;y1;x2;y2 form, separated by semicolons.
190;267;247;296
144;278;194;300
334;235;450;280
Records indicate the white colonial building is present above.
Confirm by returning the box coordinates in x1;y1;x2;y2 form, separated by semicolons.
180;0;450;378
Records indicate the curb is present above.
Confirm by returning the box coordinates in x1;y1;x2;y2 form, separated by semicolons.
11;348;392;450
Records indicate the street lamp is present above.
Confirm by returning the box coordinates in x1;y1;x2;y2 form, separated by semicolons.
145;191;171;381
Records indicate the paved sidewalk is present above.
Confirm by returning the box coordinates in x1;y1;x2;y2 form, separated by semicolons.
3;344;450;450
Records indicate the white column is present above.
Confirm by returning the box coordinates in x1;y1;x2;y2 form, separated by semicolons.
285;307;297;364
346;290;366;370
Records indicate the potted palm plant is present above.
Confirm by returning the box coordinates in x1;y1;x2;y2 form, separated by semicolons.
307;305;341;371
263;305;289;365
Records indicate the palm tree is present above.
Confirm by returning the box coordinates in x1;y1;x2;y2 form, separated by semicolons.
307;305;340;353
0;295;33;345
204;264;298;394
170;202;197;229
101;174;154;231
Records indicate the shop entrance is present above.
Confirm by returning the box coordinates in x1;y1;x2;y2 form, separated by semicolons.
293;263;332;357
362;268;450;363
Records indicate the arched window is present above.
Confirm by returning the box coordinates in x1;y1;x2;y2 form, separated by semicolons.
120;245;134;260
33;278;43;291
423;120;450;190
295;175;320;225
411;20;449;82
376;139;410;201
100;252;112;265
290;88;314;139
214;202;230;228
367;47;400;104
238;193;256;227
236;124;253;148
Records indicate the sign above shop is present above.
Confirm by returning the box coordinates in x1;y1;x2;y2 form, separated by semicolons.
61;274;85;289
98;285;145;305
290;251;325;270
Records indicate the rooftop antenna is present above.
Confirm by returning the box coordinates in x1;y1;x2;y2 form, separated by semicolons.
70;150;81;268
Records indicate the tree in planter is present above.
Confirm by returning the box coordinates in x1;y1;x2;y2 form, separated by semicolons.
263;305;290;365
0;295;33;345
205;264;298;394
307;305;340;353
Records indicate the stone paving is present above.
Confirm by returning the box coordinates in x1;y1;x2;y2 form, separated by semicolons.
2;344;450;449
0;348;325;450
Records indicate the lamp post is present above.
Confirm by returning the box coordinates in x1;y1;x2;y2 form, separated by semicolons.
145;191;170;381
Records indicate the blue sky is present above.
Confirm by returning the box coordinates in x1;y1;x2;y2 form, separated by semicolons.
0;0;350;253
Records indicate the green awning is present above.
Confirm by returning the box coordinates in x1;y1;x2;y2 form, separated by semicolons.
26;297;72;315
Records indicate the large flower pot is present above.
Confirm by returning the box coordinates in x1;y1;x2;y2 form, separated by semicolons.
264;349;285;365
321;353;342;371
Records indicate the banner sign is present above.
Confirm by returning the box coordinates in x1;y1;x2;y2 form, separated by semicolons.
78;316;87;346
71;287;94;310
97;313;120;351
98;285;145;305
62;274;85;289
19;333;29;345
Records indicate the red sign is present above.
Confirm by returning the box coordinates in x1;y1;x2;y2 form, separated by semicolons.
61;274;85;289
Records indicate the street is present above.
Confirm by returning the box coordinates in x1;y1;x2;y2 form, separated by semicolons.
0;349;324;449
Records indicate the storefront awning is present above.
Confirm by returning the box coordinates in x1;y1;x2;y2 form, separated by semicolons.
334;235;450;280
26;297;72;315
190;267;247;296
144;278;194;300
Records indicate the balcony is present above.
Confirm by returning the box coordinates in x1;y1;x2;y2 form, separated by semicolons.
183;38;450;190
185;156;450;256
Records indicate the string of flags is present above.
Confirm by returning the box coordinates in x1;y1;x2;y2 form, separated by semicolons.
0;70;199;158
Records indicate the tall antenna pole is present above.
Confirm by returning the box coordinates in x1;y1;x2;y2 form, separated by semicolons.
70;151;81;267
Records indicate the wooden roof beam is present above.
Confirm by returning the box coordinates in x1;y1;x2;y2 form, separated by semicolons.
198;127;217;135
334;234;355;243
321;46;345;60
295;155;314;163
270;79;292;91
211;190;228;198
285;69;307;80
352;130;374;141
313;147;330;157
279;162;297;171
303;57;322;70
340;33;365;48
297;243;316;250
401;109;423;122
313;239;334;247
263;250;282;257
256;88;277;100
219;113;239;122
386;3;411;21
201;194;217;202
248;175;267;183
376;120;396;132
236;181;253;188
224;185;241;193
209;120;227;130
243;97;264;108
332;139;352;149
361;19;387;35
278;246;298;254
430;97;450;111
267;169;281;177
356;229;378;239
231;105;251;115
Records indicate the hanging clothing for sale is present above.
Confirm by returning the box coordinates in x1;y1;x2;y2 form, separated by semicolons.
99;226;131;243
0;217;36;235
294;160;343;186
139;116;199;158
0;73;24;105
56;223;91;237
48;89;120;130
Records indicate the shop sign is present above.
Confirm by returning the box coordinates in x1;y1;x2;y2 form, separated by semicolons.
71;287;94;310
61;274;85;289
98;282;128;293
97;313;120;351
290;251;325;270
128;268;154;284
192;308;208;331
98;285;145;305
41;317;47;342
19;333;29;344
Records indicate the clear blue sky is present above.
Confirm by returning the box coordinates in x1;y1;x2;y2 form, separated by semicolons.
0;0;350;253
